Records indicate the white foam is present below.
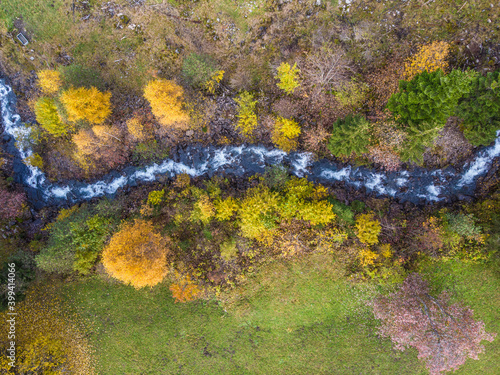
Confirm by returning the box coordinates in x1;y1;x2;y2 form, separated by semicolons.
291;152;313;177
320;167;351;181
50;186;71;198
458;133;500;186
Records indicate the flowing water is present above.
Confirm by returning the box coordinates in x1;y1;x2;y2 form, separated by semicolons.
1;79;499;209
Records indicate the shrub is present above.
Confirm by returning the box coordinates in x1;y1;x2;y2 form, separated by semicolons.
214;197;239;221
0;188;26;221
355;213;381;245
404;41;450;80
373;274;496;375
143;79;189;128
71;215;111;275
60;86;112;124
102;219;169;289
127;116;147;141
387;69;476;129
190;195;215;225
456;71;500;146
205;70;224;94
262;164;289;190
37;70;62;94
239;185;280;244
36;206;87;274
220;238;238;261
34;97;67;137
333;78;369;108
182;53;218;88
234;91;258;138
327;114;371;157
169;274;203;303
0;251;36;309
25;153;44;169
444;213;482;239
271;117;301;152
275;62;300;94
147;189;165;206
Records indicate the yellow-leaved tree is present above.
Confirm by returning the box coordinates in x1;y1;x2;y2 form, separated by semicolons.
143;79;190;129
234;91;258;138
60;86;111;124
355;213;381;245
102;219;170;288
275;62;300;94
34;97;69;137
238;185;280;245
37;69;63;95
271;116;301;152
404;41;450;80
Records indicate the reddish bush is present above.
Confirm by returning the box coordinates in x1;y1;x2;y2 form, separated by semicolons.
0;188;26;221
373;274;496;375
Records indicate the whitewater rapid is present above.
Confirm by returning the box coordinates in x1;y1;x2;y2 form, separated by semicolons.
1;79;499;208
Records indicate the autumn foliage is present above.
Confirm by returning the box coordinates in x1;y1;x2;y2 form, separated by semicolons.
34;97;68;137
143;79;189;128
0;188;26;221
355;213;381;245
102;219;170;288
271;117;301;152
373;274;496;375
275;62;300;94
37;69;63;95
60;86;112;124
0;284;95;374
169;274;203;303
405;41;450;80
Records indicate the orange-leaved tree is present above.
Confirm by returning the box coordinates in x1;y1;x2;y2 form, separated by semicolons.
37;69;63;95
169;273;203;303
60;86;111;124
102;219;170;288
143;79;190;128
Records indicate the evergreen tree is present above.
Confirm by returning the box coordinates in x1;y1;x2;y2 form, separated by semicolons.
387;69;476;129
456;71;500;146
327;114;371;157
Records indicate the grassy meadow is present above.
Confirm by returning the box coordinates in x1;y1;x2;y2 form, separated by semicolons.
60;253;498;374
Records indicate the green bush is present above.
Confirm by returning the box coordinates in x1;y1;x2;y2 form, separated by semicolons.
182;53;218;88
333;78;369;109
444;213;482;238
327;114;371;157
387;69;476;129
329;199;355;225
72;215;112;275
36;206;112;275
263;165;289;190
456;71;500;146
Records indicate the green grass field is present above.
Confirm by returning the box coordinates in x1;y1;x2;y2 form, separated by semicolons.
60;254;499;375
